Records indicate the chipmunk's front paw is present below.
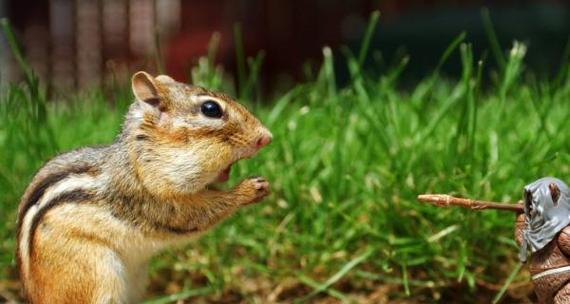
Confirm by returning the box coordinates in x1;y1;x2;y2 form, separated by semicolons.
236;177;270;205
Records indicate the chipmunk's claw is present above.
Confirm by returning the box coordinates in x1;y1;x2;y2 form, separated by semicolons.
249;176;268;190
237;177;270;205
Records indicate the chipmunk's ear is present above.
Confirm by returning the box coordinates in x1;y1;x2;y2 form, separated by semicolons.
155;74;176;83
132;71;162;108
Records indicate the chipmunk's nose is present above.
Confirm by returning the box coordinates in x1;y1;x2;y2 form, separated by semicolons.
255;132;272;149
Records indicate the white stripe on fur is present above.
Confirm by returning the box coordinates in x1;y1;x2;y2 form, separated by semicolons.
19;174;97;275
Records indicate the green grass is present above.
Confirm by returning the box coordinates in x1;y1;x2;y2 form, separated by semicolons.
1;16;570;303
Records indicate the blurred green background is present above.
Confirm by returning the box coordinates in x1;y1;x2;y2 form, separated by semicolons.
1;1;570;303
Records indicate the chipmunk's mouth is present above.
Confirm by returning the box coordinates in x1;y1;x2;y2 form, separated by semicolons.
213;146;266;184
213;153;254;184
215;165;232;183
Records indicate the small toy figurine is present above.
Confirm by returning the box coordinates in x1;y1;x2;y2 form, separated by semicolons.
418;176;570;304
515;177;570;304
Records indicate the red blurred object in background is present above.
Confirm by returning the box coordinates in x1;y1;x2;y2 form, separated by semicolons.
2;0;568;92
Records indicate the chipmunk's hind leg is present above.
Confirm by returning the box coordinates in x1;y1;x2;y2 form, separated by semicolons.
28;231;128;304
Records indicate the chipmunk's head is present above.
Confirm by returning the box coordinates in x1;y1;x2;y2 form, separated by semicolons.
126;71;272;196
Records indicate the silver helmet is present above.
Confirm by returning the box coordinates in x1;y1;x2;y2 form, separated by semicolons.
519;177;570;262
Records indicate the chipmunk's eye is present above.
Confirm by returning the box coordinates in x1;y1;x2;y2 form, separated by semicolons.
201;100;223;118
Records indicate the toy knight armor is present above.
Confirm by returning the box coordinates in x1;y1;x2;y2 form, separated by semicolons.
515;177;570;303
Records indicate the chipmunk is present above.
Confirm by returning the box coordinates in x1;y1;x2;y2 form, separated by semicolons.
16;71;272;303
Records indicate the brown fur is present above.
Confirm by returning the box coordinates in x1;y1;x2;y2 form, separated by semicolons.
16;72;272;303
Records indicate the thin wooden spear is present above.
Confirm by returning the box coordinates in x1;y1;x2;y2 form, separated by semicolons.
417;194;524;213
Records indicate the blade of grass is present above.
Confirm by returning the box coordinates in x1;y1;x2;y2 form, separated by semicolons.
402;263;410;296
153;26;165;74
554;36;570;88
243;50;265;104
492;263;522;304
481;8;505;71
358;10;381;69
297;248;373;302
435;32;467;73
321;46;336;98
1;18;33;82
296;275;350;303
233;23;246;99
143;287;213;304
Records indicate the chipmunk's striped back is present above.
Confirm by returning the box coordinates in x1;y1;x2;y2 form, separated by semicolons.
16;148;105;299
